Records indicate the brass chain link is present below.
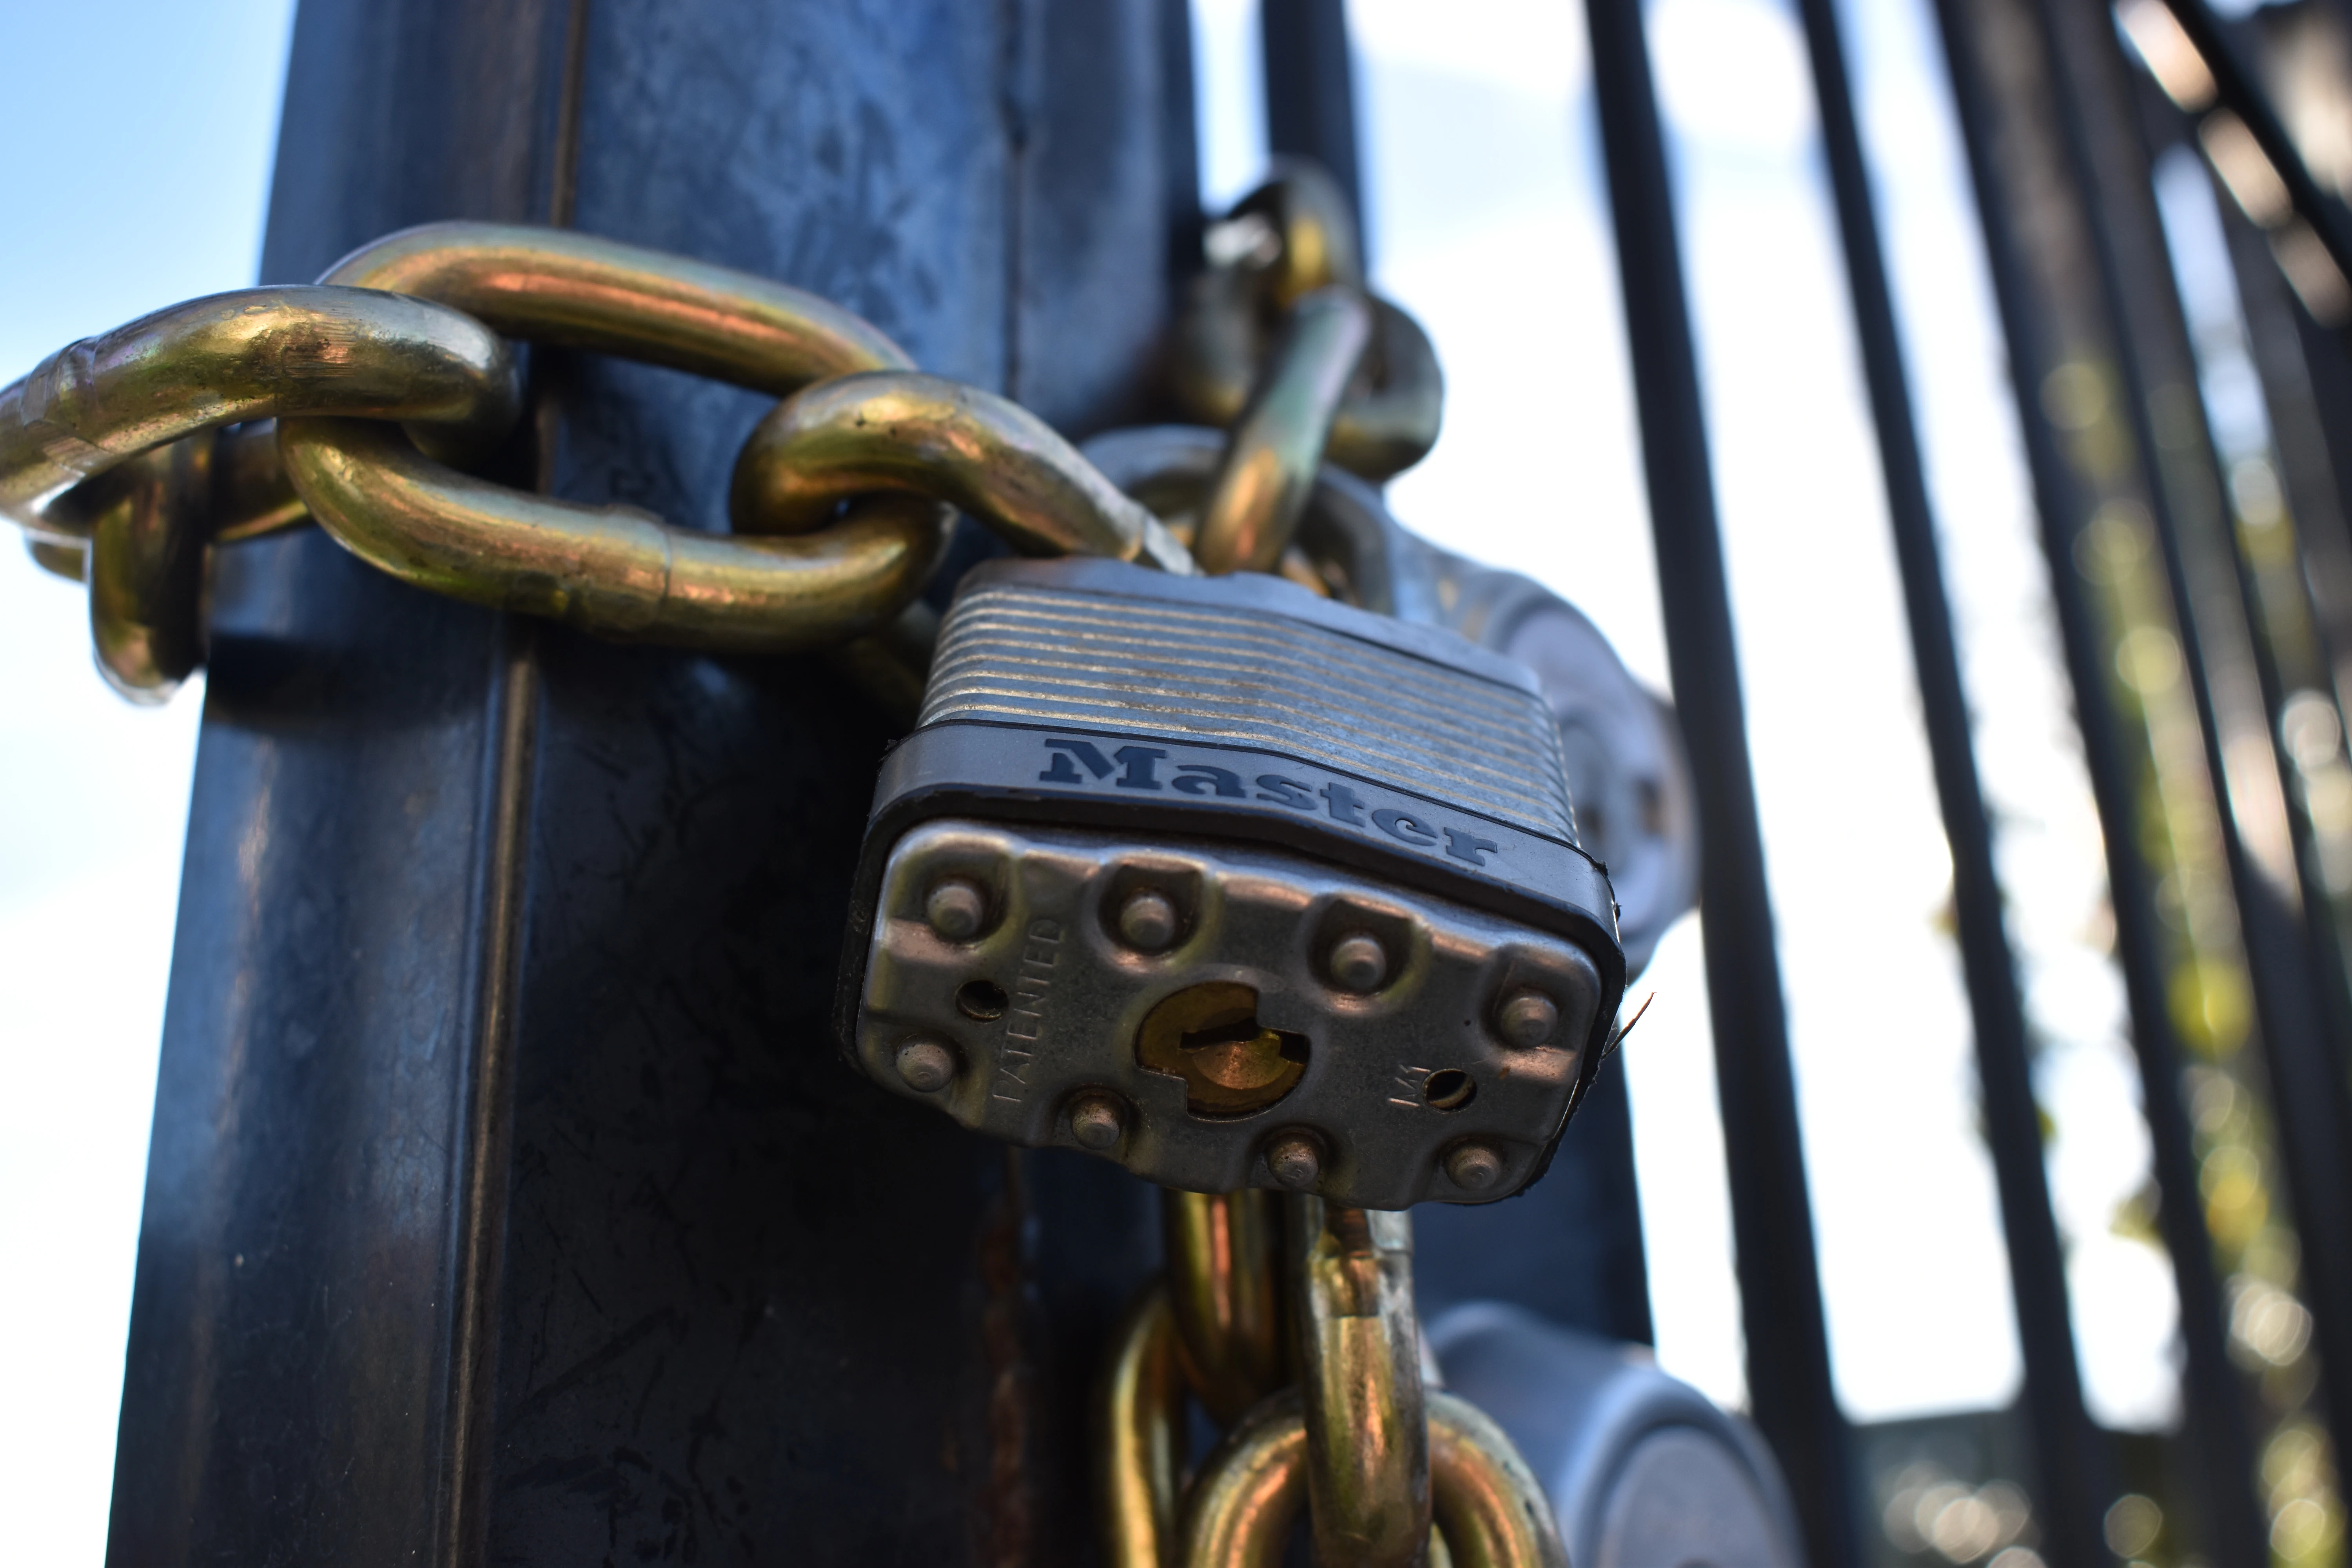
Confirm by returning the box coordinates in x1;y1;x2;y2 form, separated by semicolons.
1171;160;1445;490
1103;1192;1565;1568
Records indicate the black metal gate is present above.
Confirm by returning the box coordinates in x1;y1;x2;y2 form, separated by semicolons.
1576;0;2352;1564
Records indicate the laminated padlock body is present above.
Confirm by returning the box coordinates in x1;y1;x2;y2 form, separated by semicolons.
837;556;1626;1209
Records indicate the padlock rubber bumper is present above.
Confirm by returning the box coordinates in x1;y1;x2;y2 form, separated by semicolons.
834;558;1626;1206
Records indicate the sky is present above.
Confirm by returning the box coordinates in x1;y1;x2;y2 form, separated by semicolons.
1;0;2188;1559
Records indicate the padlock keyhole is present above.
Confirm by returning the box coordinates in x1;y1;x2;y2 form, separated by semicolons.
1137;982;1309;1117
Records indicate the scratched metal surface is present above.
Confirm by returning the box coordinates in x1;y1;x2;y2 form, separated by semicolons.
922;574;1579;840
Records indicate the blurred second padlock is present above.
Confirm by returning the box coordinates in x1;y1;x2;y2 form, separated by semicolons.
833;554;1625;1209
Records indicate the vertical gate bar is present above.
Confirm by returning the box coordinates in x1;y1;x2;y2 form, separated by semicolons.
2147;0;2352;683
2138;51;2352;1566
2222;200;2352;701
1927;0;2275;1562
2156;0;2352;281
1580;1;1858;1563
2131;66;2352;1248
1792;0;2116;1561
2194;95;2352;720
2198;96;2352;1144
1258;0;1367;252
1160;0;1205;284
2043;0;2352;1476
2287;295;2352;667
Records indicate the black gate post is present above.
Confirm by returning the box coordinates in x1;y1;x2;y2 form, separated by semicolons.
108;3;1195;1562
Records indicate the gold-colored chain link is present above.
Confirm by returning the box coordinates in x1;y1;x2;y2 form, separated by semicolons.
1;174;1428;691
1171;160;1444;493
1102;1193;1564;1568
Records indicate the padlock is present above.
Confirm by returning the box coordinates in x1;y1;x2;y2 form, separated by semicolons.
833;555;1625;1209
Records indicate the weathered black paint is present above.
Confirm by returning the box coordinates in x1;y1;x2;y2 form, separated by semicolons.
112;2;1182;1563
1930;0;2283;1561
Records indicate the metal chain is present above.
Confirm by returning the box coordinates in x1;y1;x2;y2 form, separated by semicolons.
1093;171;1564;1568
0;177;1432;690
2;221;1189;698
1102;1193;1565;1568
1171;160;1445;490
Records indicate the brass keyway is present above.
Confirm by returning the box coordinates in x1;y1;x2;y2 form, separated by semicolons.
1136;982;1310;1116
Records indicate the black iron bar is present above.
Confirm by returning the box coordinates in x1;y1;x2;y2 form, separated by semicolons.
1160;0;1205;288
2158;0;2352;283
2154;2;2352;627
2049;0;2352;1482
2129;73;2352;1217
1928;1;2270;1564
1792;0;2114;1561
2200;120;2352;1115
2194;89;2352;716
2285;288;2352;670
2152;2;2352;757
1580;1;1857;1563
1258;0;1366;257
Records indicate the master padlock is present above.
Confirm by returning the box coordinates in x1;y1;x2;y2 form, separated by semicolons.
833;555;1625;1209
